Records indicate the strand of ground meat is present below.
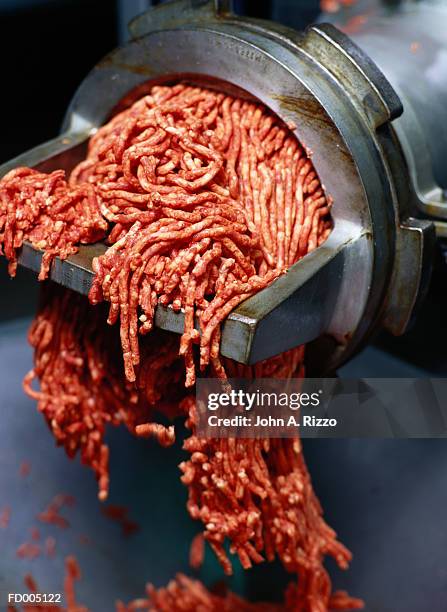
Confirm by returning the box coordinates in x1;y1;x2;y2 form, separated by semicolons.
23;284;362;611
23;284;188;501
1;83;359;610
178;352;361;611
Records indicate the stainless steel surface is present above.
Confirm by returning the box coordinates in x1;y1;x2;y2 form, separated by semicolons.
1;0;441;369
18;243;105;297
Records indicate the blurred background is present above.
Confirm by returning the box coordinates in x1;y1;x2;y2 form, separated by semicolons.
1;1;447;610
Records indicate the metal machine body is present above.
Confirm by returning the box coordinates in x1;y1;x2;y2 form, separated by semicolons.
338;1;447;211
1;0;445;372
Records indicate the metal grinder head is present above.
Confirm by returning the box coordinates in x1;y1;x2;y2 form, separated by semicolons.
0;0;439;373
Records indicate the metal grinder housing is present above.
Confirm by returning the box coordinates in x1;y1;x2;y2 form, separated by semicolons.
1;0;444;374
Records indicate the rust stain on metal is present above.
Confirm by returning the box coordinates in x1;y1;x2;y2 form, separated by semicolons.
272;93;353;162
273;93;333;128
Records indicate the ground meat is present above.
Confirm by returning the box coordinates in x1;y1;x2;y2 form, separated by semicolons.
0;169;106;278
13;557;88;612
17;558;363;612
189;532;205;570
24;284;188;502
37;494;76;528
2;84;332;388
101;504;140;537
45;536;56;558
19;461;31;477
0;505;11;529
139;574;363;611
16;542;41;560
1;83;361;610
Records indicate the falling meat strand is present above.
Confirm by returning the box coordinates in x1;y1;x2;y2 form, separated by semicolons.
189;532;205;570
16;542;41;560
19;461;31;478
23;286;186;502
101;504;140;537
16;556;88;612
0;505;11;529
37;494;75;529
45;536;56;558
30;527;40;541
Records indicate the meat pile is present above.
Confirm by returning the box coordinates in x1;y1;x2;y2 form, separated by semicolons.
0;83;361;611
